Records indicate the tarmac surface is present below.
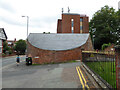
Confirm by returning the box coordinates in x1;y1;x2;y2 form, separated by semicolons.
2;57;102;89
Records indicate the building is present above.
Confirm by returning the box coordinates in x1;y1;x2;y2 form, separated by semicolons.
104;44;115;52
27;33;93;64
27;13;93;64
0;28;7;54
57;13;89;33
7;38;16;53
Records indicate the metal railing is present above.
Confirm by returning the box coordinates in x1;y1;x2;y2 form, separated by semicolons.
82;51;116;88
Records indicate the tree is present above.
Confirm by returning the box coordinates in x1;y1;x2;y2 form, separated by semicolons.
116;9;120;45
3;41;10;54
14;39;26;55
89;5;118;49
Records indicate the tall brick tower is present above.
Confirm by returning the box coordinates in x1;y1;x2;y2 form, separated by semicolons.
57;13;89;33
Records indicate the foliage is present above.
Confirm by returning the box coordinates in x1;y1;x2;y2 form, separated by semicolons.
116;9;120;45
14;39;26;55
89;5;118;49
9;50;12;55
86;62;116;88
3;41;10;54
102;43;111;50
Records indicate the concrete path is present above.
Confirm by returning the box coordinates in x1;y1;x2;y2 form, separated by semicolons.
2;60;102;89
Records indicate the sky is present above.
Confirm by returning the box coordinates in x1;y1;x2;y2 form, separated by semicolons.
0;0;120;40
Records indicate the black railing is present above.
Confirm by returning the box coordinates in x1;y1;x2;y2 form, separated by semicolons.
82;51;116;88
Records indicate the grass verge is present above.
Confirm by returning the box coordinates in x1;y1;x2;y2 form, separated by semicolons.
85;61;116;88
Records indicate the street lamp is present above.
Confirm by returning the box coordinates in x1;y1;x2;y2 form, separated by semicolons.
92;28;96;49
22;16;29;37
22;16;29;56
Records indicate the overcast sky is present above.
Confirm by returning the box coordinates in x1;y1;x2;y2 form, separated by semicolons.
0;0;119;40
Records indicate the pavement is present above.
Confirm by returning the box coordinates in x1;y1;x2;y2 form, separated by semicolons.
2;57;105;89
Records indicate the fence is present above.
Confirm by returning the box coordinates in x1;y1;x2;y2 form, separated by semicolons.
82;51;116;88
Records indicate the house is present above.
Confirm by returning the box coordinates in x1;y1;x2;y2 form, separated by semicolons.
7;38;16;53
0;28;7;54
104;44;115;52
27;13;93;64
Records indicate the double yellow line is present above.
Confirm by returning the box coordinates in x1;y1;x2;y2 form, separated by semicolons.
76;66;90;90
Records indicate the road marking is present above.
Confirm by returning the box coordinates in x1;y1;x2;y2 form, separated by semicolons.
78;66;89;89
76;66;90;90
76;67;85;89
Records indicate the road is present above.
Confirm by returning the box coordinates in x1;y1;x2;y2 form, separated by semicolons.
2;56;101;89
2;55;26;68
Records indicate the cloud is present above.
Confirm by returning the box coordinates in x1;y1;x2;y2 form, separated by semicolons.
0;0;16;13
30;16;58;28
0;16;25;27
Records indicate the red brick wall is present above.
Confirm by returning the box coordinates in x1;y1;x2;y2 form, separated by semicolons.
27;42;82;64
81;35;94;51
82;17;89;33
115;46;120;89
57;14;89;34
57;19;62;33
27;35;93;64
62;14;80;33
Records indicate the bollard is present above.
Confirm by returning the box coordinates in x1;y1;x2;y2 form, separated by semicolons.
115;45;120;89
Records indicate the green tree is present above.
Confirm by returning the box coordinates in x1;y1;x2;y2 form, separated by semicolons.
89;5;118;49
14;39;26;55
3;41;10;54
116;9;120;45
102;43;111;50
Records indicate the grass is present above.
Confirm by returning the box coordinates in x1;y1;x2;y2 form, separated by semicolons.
85;61;116;88
32;60;78;65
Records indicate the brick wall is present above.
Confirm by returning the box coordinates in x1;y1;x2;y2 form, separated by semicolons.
27;35;93;64
82;17;89;33
62;14;80;33
115;46;120;89
57;19;62;33
57;14;89;34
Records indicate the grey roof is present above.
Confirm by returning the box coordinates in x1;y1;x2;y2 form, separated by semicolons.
28;33;89;51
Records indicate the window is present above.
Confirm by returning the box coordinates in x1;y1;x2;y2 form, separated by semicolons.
80;18;83;22
80;26;83;30
71;19;74;33
80;18;83;33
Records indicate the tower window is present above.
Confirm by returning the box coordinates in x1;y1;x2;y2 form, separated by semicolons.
80;18;83;33
71;19;74;33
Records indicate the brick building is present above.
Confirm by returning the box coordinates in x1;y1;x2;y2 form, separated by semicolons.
27;33;93;64
7;38;16;53
57;13;89;33
27;13;93;64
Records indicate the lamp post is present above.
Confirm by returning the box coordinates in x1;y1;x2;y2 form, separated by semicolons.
92;28;96;49
22;16;29;56
22;16;29;37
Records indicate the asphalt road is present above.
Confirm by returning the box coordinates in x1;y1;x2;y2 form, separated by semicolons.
2;55;26;68
2;57;100;89
2;60;83;88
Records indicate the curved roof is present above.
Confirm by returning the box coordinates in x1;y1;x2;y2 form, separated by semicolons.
28;33;89;51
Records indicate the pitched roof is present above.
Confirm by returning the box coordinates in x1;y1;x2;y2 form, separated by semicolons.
0;28;7;40
28;33;89;51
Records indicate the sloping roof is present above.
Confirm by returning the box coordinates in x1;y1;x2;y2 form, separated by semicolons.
0;28;7;40
28;33;89;51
